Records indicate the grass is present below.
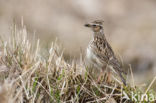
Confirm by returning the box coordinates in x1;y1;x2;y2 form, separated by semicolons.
0;24;156;103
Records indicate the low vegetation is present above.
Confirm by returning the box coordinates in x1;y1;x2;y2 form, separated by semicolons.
0;24;155;103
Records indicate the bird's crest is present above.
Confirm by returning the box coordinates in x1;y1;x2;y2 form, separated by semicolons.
92;20;104;25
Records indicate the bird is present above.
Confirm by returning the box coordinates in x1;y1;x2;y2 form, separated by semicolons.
85;20;126;85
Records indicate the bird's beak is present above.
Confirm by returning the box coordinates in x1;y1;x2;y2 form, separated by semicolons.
84;23;91;27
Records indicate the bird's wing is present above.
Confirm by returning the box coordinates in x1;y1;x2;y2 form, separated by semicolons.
91;38;127;85
93;41;124;73
95;42;127;84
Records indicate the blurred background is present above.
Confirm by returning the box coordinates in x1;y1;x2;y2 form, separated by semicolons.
0;0;156;84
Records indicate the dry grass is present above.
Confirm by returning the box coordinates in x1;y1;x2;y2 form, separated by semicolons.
0;24;155;103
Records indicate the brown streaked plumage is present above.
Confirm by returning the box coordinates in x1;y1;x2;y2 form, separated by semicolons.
85;20;126;85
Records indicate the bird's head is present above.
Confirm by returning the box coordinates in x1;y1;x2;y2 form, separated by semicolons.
84;20;104;32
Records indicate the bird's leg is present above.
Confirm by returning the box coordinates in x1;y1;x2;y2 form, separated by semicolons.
107;70;112;84
97;70;103;83
97;66;106;83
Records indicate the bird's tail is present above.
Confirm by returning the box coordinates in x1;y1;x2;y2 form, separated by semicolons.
118;71;127;86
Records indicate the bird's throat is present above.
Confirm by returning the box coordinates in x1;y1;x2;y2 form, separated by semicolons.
93;30;106;41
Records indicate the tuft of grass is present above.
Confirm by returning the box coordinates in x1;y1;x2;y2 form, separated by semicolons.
0;24;156;103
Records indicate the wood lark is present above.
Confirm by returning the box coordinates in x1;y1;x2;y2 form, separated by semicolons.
85;20;126;85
